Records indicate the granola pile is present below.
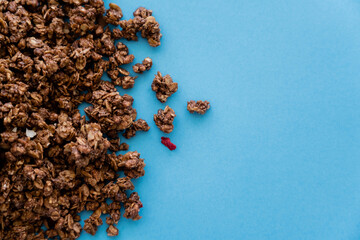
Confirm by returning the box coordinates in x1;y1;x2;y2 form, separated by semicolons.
0;0;161;239
0;0;210;239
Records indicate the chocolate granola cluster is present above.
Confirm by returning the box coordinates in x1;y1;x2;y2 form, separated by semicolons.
133;57;153;74
154;106;176;133
151;71;178;103
187;100;211;115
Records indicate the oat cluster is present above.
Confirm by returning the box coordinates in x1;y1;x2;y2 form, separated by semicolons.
151;71;178;103
153;106;176;134
187;100;211;115
133;57;152;74
0;0;162;239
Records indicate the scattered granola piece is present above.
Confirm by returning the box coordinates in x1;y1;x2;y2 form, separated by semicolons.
133;57;153;73
154;106;176;133
107;225;119;236
151;72;178;103
187;100;211;114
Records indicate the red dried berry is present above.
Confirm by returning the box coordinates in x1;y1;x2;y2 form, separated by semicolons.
161;137;176;151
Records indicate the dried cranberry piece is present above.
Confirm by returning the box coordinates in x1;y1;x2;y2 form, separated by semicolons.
161;137;176;151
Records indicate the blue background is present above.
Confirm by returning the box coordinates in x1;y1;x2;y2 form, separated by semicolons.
78;0;360;239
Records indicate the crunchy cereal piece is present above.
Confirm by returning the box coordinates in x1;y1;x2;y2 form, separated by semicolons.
123;119;150;139
123;192;143;220
107;225;119;236
106;201;122;225
133;7;153;18
107;141;129;152
109;137;121;152
110;75;138;89
107;68;120;81
69;5;98;36
121;76;137;89
105;3;123;26
107;67;134;87
187;100;211;114
112;27;123;39
118;151;145;179
84;208;103;235
63;123;111;168
84;81;137;135
26;37;44;48
151;72;178;103
119;18;144;41
97;27;116;56
120;142;129;151
133;57;152;74
153;106;176;133
141;16;162;47
109;42;135;67
119;7;161;47
117;177;135;190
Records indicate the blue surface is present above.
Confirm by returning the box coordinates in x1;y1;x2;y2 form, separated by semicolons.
78;0;360;239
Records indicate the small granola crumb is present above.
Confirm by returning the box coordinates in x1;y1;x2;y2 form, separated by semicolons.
187;100;211;114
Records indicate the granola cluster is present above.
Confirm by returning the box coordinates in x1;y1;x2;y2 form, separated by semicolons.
119;6;162;47
0;1;162;239
154;106;176;134
133;57;153;74
187;100;211;115
151;71;178;103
